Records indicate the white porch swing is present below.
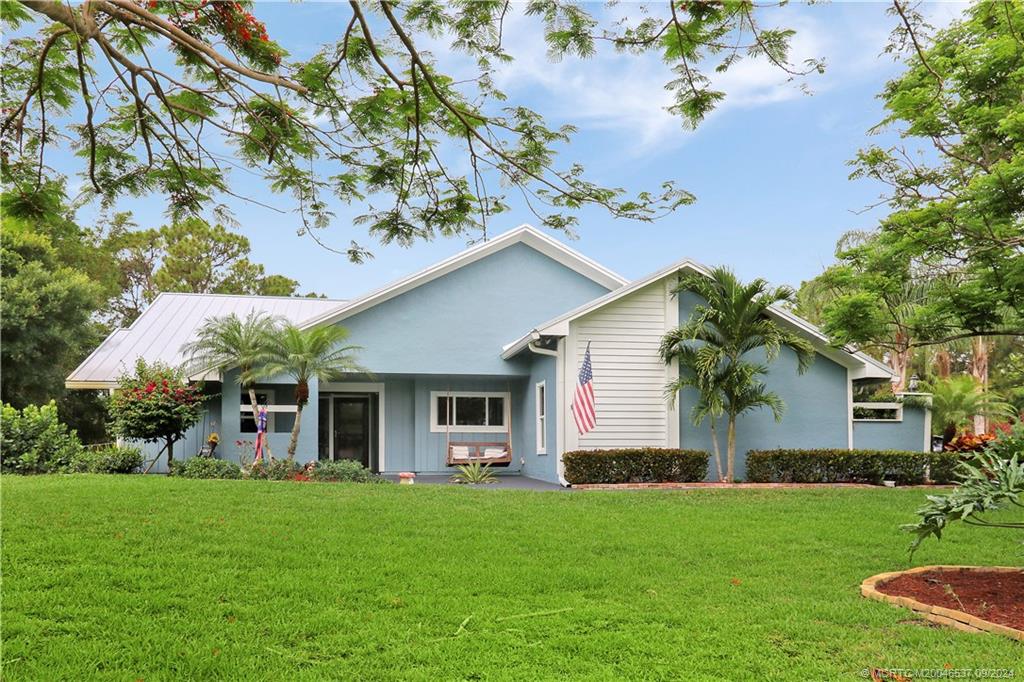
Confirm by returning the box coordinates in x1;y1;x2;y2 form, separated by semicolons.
444;386;513;466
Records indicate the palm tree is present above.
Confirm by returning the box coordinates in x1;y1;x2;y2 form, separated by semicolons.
661;267;815;482
665;346;726;482
929;375;1015;444
260;323;363;459
182;310;282;457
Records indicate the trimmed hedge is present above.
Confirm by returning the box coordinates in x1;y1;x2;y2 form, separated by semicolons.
170;457;242;479
926;451;962;485
309;460;388;483
746;449;929;485
563;448;709;485
69;446;144;474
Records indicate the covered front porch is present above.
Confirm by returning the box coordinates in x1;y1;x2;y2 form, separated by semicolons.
219;370;554;480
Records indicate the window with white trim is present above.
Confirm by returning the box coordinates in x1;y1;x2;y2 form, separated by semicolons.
535;381;547;454
241;390;275;433
430;391;509;433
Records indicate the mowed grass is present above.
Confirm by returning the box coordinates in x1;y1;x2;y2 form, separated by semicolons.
2;477;1021;680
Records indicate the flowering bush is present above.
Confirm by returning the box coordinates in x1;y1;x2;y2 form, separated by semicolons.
108;359;206;466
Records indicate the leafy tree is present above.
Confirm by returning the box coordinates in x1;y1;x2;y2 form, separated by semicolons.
927;375;1016;445
108;359;205;468
1;1;820;255
181;310;282;458
0;218;103;408
848;0;1023;346
104;217;302;325
259;324;363;459
661;267;815;482
801;233;933;391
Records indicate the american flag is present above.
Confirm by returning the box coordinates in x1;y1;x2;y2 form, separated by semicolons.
572;342;597;435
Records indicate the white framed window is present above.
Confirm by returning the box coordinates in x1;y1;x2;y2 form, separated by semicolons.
241;390;275;433
535;381;547;454
430;391;509;433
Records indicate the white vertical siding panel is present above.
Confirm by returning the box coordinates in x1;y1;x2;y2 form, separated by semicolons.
572;282;669;449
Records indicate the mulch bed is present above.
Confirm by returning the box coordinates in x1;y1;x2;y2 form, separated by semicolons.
875;568;1024;631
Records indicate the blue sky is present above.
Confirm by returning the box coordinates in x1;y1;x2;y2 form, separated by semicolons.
58;1;965;300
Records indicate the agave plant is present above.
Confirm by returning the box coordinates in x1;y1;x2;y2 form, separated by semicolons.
450;461;497;485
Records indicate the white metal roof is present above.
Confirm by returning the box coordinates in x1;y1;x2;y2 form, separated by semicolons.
66;293;346;388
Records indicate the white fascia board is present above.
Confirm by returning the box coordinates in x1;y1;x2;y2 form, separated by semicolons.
64;380;118;390
301;225;628;331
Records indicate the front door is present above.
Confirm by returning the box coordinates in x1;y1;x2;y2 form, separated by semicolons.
318;393;379;469
334;395;370;467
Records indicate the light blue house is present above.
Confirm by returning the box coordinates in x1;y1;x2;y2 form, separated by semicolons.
67;225;929;482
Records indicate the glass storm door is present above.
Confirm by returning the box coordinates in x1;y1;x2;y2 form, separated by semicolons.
334;395;370;467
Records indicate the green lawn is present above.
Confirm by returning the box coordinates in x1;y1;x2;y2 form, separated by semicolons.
2;477;1020;680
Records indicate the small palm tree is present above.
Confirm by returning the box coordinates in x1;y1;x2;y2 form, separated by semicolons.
260;323;363;459
929;375;1015;444
661;267;815;482
182;311;282;457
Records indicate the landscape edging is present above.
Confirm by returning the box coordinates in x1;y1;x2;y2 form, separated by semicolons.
860;565;1024;641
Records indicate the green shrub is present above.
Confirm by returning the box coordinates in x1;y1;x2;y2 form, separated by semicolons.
309;460;386;483
170;457;242;480
927;451;961;484
1;401;84;474
746;449;928;485
563;448;709;485
69;446;143;474
245;458;304;480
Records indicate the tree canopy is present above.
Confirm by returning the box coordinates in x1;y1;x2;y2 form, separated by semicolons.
1;0;821;257
846;0;1023;346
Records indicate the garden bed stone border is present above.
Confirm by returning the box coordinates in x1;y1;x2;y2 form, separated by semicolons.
570;482;951;491
860;565;1024;641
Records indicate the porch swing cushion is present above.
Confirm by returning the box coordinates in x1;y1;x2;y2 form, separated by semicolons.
446;441;513;465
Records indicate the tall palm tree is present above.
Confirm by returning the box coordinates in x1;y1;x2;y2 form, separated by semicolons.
181;311;282;457
260;323;363;459
661;267;815;482
665;345;726;482
929;375;1015;444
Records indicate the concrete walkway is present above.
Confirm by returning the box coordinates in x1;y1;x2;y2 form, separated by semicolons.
382;474;567;491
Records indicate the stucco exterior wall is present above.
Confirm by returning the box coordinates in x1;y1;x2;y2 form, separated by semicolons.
853;406;929;452
337;242;612;376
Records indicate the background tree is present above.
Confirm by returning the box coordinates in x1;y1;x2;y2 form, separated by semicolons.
259;324;362;459
799;234;933;391
182;310;282;458
103;216;303;325
661;268;815;482
847;0;1023;346
108;359;205;469
0;218;102;408
1;0;820;255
